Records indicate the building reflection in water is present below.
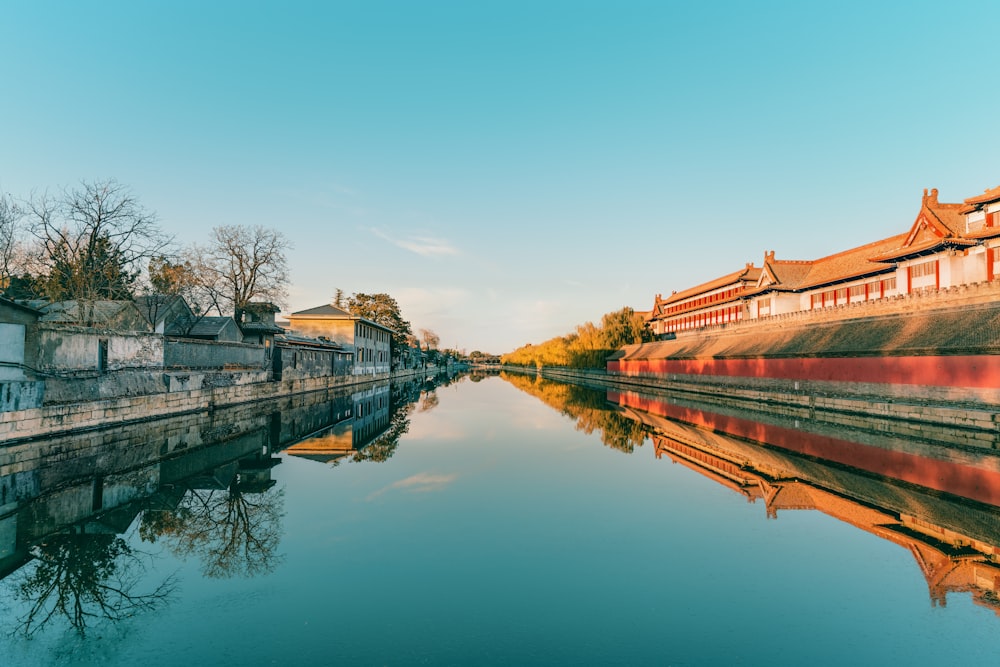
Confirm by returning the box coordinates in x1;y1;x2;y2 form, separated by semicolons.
503;371;1000;616
0;374;444;637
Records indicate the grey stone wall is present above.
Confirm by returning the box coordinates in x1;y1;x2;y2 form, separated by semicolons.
0;381;44;412
276;345;352;381
35;325;163;373
164;337;266;369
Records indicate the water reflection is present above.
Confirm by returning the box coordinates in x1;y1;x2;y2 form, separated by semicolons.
0;373;455;637
502;371;647;453
10;529;175;638
501;371;1000;615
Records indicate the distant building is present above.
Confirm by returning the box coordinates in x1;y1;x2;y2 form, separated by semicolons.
134;294;195;334
36;300;152;331
167;316;243;343
238;302;285;356
0;296;41;382
648;185;1000;336
286;304;393;376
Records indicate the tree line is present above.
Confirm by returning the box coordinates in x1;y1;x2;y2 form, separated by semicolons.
1;179;444;362
0;179;291;320
501;307;653;369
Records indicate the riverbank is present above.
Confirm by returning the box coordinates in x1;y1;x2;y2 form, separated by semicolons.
501;365;1000;452
0;368;429;444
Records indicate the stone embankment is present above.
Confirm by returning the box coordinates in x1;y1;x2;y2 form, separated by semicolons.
501;365;1000;453
0;369;425;444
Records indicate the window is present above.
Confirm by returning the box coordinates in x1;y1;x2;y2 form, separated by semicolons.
98;339;108;374
910;261;936;278
909;261;938;292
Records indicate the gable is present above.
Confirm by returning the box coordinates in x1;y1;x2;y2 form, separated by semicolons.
904;212;948;247
757;266;777;288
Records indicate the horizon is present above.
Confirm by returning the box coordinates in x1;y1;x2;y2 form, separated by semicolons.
2;1;998;353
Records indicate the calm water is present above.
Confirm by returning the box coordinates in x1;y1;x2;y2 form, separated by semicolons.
3;371;1000;666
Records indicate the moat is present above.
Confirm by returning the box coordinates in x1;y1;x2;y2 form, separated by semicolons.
3;371;1000;666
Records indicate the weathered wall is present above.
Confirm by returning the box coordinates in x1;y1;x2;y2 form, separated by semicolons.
42;371;166;403
36;325;164;373
1;381;45;411
289;319;355;346
0;371;393;442
0;323;26;381
164;337;266;369
276;345;352;381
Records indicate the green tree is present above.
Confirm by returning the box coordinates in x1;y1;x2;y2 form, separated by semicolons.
600;307;653;348
148;255;197;296
502;306;652;369
43;232;138;301
346;292;414;361
27;179;172;303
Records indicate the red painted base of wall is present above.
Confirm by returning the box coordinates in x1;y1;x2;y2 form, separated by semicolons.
610;390;1000;507
609;354;1000;388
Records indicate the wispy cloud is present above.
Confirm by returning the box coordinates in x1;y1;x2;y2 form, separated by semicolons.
370;228;460;257
366;472;458;501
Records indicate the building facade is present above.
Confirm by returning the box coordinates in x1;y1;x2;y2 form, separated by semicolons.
286;304;393;376
648;186;1000;336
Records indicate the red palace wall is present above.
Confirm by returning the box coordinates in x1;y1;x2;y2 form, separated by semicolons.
608;355;1000;389
609;390;1000;506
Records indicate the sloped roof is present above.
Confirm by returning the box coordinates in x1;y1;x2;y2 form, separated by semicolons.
287;303;396;333
962;184;1000;209
241;320;285;334
761;259;814;291
39;300;150;329
660;265;760;306
290;304;354;318
276;333;349;350
0;295;42;317
862;190;971;263
923;199;966;236
167;316;237;337
797;233;907;288
134;294;192;325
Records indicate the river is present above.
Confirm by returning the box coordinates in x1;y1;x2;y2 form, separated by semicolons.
2;371;1000;665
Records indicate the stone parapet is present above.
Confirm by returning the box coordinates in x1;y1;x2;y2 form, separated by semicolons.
0;371;397;443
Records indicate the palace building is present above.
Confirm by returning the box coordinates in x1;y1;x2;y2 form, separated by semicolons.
647;185;1000;337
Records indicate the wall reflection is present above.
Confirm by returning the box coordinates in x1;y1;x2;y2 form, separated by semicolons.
502;372;1000;615
0;373;455;636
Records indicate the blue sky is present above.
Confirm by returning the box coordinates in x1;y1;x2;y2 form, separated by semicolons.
2;1;998;353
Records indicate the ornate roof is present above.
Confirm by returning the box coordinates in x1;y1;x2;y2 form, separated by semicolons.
659;264;761;306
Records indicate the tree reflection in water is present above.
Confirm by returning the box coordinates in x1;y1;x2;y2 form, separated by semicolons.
502;371;648;453
140;477;285;579
11;529;176;638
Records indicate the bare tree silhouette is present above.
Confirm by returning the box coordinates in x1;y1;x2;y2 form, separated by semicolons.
141;479;285;579
11;530;175;638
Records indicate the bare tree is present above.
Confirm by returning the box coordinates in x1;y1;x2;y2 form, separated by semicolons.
140;480;285;579
26;179;172;303
419;328;440;350
11;530;175;638
187;225;290;320
0;190;23;288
